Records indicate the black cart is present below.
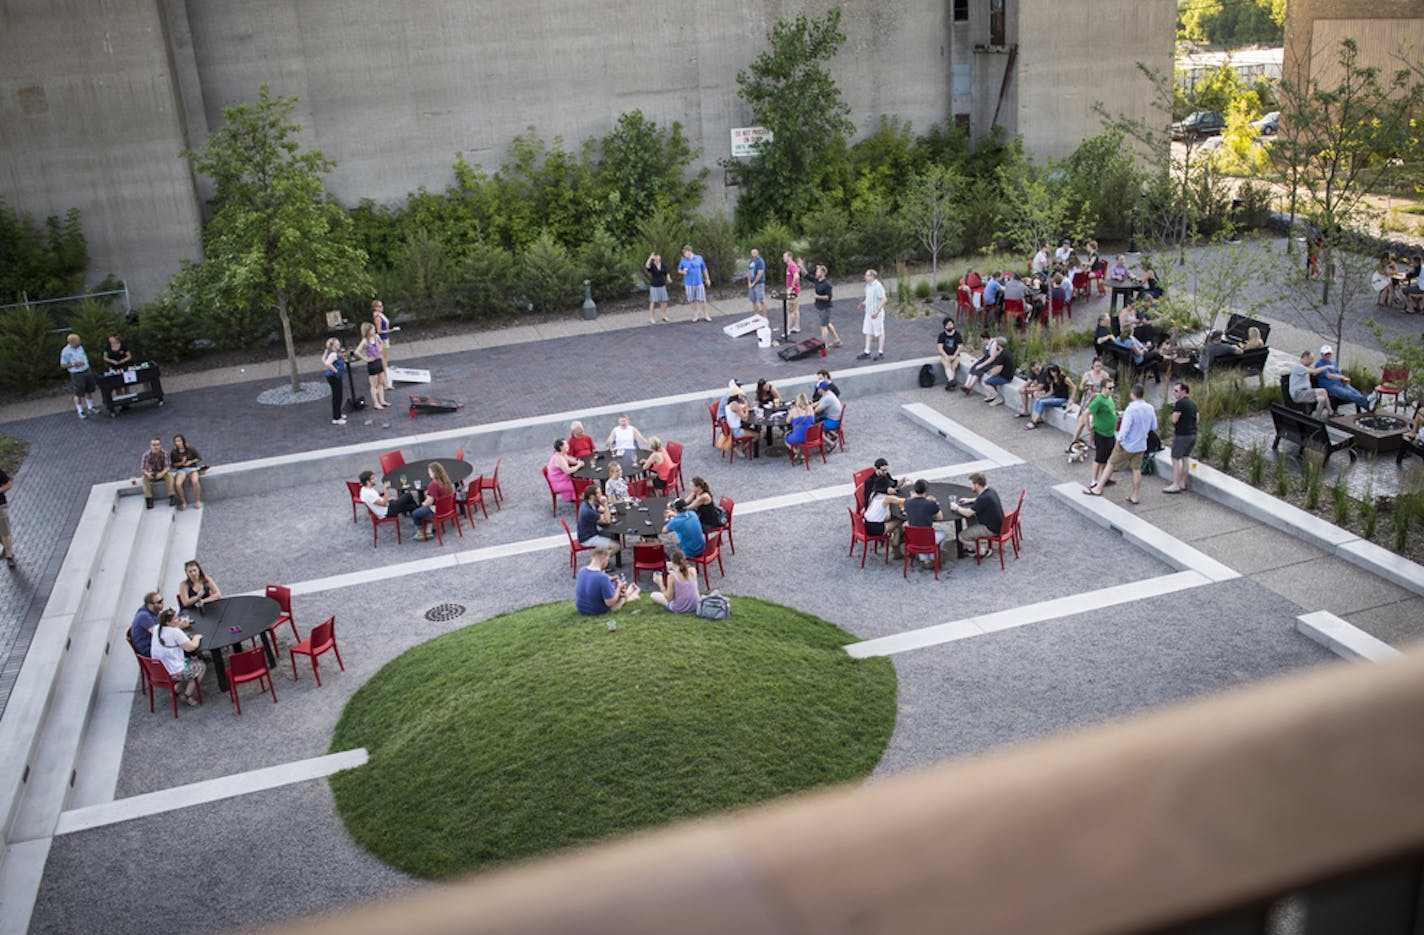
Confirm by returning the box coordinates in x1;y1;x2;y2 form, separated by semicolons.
97;361;165;416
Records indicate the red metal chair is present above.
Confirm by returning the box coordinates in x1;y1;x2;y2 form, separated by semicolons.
690;530;726;590
1377;366;1409;411
479;458;503;509
1008;489;1026;549
972;510;1022;570
1050;293;1068;323
709;495;736;554
788;422;827;469
956;286;975;319
227;646;277;715
365;503;402;547
124;630;152;694
264;584;302;646
665;441;686;494
344;480;363;523
632;542;667;585
560;518;596;578
626;478;650;498
455;446;465;461
1071;271;1090;299
828;403;849;452
1003;298;1027;330
707;400;721;446
431;491;463;544
289;616;344;687
902;525;942;579
137;656;199;718
571;476;597;501
542;466;566;517
848;508;890;568
719;419;757;463
460;476;488;523
852;468;874;514
378;450;405;475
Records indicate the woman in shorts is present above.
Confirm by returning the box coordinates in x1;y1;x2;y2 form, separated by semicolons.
814;265;841;348
645;252;670;323
170;434;204;510
359;322;389;410
372;300;393;390
641;438;676;493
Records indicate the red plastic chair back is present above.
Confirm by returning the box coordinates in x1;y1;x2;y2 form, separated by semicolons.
627;479;649;498
852;468;874;513
690;530;725;589
707;400;720;445
462;475;489;521
479;458;503;508
542;465;561;516
265;584;293;617
432;491;462;543
378;450;405;475
1050;294;1066;320
711;495;736;554
559;518;595;577
227;646;277;714
632;543;667;584
902;525;941;580
455;446;465;461
137;656;190;717
848;507;890;567
290;615;345;687
345;480;363;523
832;403;848;451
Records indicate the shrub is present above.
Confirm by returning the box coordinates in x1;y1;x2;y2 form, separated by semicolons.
1331;474;1351;526
747;220;796;272
1198;419;1217;460
1361;480;1378;540
577;227;636;304
914;280;932;300
637;208;692;272
1219;429;1237;473
802;205;856;275
1273;453;1290;496
1303;454;1323;510
1234;180;1274;229
519;233;579;314
453;242;519;320
0;303;64;390
130;295;196;363
690;213;738;288
69;299;124;360
1247;441;1265;486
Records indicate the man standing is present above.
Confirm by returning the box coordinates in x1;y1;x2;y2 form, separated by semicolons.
0;467;14;569
1314;345;1375;412
128;591;164;656
936;317;963;390
857;268;887;360
951;472;1004;556
747;248;766;317
59;333;99;419
783;252;803;333
1085;381;1118;490
1087;383;1157;505
139;436;176;510
678;245;712;322
575;547;639;616
1164;382;1198;494
662;498;705;558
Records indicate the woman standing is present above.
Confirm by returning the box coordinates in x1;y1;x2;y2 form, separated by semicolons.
1068;359;1112;449
359;322;388;410
170;435;204;510
645;252;670;323
372;300;393;390
322;337;347;425
650;549;700;613
410;462;453;541
150;608;205;706
547;438;583;504
176;559;221;611
814;265;841;348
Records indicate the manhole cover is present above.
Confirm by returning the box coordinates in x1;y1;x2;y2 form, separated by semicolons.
424;603;466;622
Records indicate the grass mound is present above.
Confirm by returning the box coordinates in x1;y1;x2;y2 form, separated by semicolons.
329;597;895;879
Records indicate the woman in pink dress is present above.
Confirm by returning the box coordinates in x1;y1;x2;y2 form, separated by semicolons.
546;438;583;504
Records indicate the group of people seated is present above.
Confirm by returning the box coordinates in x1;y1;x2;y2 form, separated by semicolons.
715;370;844;455
126;560;223;706
138;433;206;510
357;460;456;541
546;414;675;508
859;460;1004;567
1287;345;1382;418
1371;252;1424;313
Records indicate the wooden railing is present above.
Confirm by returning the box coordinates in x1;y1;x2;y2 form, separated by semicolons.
261;649;1424;935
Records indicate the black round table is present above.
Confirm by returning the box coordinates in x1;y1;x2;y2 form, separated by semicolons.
383;457;473;492
1108;279;1143;313
601;497;671;539
571;449;651;482
745;404;792;454
187;595;282;692
896;482;974;558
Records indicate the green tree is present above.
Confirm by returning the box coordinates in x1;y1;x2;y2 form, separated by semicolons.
994;159;1094;257
899;164;964;285
592;111;706;245
1061;130;1143;240
519;233;579;314
182;85;371;391
0;201;89;301
726;7;854;235
490;131;596;252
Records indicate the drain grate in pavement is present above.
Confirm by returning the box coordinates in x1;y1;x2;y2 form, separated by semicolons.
424;603;466;622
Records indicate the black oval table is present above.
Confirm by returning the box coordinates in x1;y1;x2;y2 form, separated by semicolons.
382;457;473;492
891;481;974;558
571;449;652;483
600;496;671;540
186;595;282;692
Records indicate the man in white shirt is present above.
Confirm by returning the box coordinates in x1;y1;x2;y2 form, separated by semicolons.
857;269;887;361
356;470;420;530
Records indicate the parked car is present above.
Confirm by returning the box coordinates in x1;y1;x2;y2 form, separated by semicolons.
1251;111;1280;135
1199;136;1225;154
1171;111;1226;140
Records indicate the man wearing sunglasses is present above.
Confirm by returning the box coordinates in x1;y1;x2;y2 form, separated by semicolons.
127;591;165;656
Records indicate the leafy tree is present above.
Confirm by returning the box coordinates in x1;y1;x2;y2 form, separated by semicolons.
1188;64;1247;119
994;159;1094;257
519;233;579;313
803;204;856;274
592;111;706;244
636;208;692;273
844;116;920;215
726;7;854;235
182;85;371;391
1178;0;1283;46
452;241;518;320
1060;130;1143;241
490;131;596;252
690;213;738;287
577;227;636;304
0;303;64;389
0;201;89;301
397;227;454;312
899;164;964;285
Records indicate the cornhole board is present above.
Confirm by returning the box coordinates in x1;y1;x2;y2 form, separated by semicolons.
777;337;826;361
723;315;768;338
387;366;431;384
409;395;463;417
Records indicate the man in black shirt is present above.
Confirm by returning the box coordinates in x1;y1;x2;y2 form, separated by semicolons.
936;317;964;389
862;458;902;507
903;479;946;565
1200;330;1242;374
983;339;1015;407
1164;382;1198;494
951;472;1004;554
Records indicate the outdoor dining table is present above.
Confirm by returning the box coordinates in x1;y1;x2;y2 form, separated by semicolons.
571;449;651;484
600;496;672;540
185;594;282;692
1108;278;1143;313
382;457;473;493
892;481;975;558
744;404;792;454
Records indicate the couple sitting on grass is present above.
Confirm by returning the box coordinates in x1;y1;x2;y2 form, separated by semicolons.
575;546;700;616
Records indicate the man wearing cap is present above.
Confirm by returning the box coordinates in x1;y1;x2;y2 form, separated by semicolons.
1200;330;1243;373
662;499;705;558
1314;345;1374;411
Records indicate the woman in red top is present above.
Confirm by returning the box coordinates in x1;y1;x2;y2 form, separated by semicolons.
410;462;453;541
642;437;677;492
566;421;596;459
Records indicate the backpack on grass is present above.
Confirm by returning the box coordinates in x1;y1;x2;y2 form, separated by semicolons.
696;591;731;620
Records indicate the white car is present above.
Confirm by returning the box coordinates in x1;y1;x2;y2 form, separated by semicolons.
1199;136;1225;153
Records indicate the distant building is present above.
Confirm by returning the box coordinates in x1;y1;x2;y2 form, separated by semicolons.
1176;48;1283;92
1;0;1173;300
1283;0;1424;89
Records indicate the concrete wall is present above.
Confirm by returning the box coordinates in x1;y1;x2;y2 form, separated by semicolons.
0;0;204;300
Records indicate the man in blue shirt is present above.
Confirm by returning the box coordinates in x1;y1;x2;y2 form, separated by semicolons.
747;248;766;317
662;499;705;558
678;245;712;323
982;272;1004;316
1314;345;1374;412
575;548;637;615
59;333;99;419
1087;383;1158;505
128;591;164;655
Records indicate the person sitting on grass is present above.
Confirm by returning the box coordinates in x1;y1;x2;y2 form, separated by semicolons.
575;547;638;616
650;548;700;613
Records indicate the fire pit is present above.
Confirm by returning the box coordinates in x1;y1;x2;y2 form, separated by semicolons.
1329;412;1410;453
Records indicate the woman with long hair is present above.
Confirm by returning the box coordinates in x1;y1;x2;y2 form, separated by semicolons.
410;462;454;540
359;322;388;409
170;434;204;510
687;476;721;531
372;299;393;390
322;337;347;425
650;548;700;613
177;559;221;611
150;607;205;706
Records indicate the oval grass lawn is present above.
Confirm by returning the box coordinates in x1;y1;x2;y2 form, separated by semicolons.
329;596;896;879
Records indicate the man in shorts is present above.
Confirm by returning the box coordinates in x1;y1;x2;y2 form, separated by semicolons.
1164;382;1197;494
1289;350;1333;419
747;248;766;316
678;245;712;322
857;268;887;360
1087;383;1157;505
59;333;99;419
0;468;14;569
1084;381;1117;491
